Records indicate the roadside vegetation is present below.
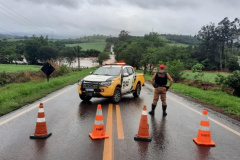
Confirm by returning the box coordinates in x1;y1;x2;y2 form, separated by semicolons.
0;64;41;73
182;71;231;84
0;67;94;116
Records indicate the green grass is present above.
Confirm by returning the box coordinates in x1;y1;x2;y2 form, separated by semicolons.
6;39;24;42
0;64;41;73
171;83;240;115
65;41;107;52
182;71;231;84
167;43;188;47
136;70;152;81
0;69;94;116
158;35;168;41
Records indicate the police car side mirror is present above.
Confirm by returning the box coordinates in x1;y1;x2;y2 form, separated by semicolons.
123;73;129;77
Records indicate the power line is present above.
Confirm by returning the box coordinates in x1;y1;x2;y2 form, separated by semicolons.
0;10;42;35
0;1;50;36
0;5;47;35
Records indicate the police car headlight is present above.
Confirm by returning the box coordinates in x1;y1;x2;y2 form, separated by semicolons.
100;80;113;87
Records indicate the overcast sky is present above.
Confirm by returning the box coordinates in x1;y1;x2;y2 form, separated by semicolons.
0;0;239;38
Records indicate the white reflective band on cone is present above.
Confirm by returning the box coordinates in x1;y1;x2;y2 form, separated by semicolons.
37;118;46;122
38;108;44;113
96;109;103;116
94;120;104;125
201;115;208;121
199;126;210;131
142;110;147;115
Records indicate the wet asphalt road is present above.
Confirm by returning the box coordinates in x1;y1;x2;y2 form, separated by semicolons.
0;83;240;160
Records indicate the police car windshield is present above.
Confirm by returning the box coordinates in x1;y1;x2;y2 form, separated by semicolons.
93;67;121;76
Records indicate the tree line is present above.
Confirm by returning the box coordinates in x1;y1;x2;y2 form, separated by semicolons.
113;17;240;73
0;35;105;66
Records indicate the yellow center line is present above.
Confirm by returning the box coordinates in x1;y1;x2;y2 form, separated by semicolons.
103;104;114;160
116;105;124;139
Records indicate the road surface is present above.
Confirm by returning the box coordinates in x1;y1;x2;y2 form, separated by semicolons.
0;83;239;160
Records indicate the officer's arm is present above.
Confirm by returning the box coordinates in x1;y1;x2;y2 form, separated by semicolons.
167;73;173;88
151;73;156;85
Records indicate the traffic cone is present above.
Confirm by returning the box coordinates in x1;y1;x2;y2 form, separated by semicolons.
89;104;109;140
30;103;52;139
193;110;215;146
134;105;152;142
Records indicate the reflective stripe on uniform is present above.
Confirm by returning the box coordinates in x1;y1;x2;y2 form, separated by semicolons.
142;110;147;115
94;120;104;125
38;108;44;113
37;118;46;122
199;126;210;131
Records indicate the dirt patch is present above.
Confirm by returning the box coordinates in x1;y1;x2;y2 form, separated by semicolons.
184;70;232;73
179;79;234;94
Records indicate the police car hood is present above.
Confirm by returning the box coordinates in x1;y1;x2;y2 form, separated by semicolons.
83;75;116;82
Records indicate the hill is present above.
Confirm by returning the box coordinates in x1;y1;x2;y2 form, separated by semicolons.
161;34;199;45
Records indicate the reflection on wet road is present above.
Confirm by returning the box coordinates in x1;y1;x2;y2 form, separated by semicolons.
0;84;239;160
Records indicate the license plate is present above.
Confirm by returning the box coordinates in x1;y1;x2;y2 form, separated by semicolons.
86;88;94;91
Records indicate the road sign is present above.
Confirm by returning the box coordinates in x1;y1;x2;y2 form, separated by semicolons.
41;62;55;82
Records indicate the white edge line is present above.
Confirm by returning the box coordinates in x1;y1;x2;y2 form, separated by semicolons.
0;85;75;126
168;96;240;137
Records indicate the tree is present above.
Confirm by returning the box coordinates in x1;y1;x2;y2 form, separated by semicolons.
24;36;48;64
73;45;82;68
195;17;240;71
38;46;59;62
118;30;131;41
98;52;109;65
60;48;76;67
166;60;184;82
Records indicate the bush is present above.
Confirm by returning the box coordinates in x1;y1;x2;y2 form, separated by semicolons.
226;56;240;71
58;65;69;76
166;60;184;82
192;63;204;72
216;70;240;97
0;71;7;85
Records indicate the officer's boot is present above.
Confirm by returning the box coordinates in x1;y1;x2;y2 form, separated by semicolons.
149;104;156;115
162;105;167;116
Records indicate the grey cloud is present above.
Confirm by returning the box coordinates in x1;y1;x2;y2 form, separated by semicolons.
88;0;111;6
122;0;200;10
24;0;111;8
25;0;81;8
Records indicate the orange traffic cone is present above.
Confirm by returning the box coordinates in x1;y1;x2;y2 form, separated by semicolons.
134;105;152;142
89;104;109;140
30;103;52;139
193;110;215;146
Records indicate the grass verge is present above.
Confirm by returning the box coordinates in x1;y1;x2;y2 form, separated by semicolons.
171;83;240;116
0;69;93;116
0;64;41;73
182;71;231;84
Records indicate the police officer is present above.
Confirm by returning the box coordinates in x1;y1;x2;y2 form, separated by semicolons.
149;64;173;116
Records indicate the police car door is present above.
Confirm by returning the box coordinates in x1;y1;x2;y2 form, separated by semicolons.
127;67;135;91
122;67;131;94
